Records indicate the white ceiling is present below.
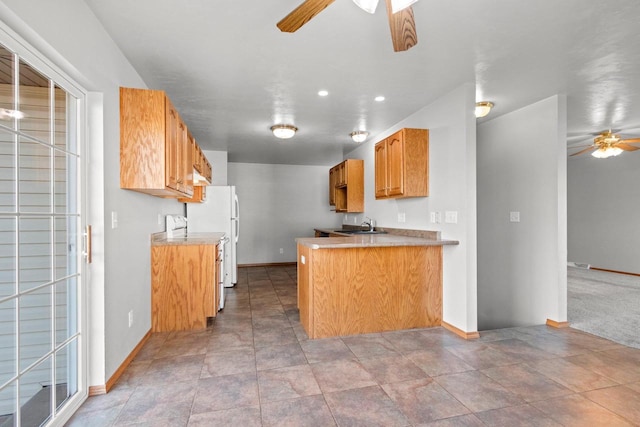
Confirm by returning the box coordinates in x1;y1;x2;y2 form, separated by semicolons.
85;0;640;165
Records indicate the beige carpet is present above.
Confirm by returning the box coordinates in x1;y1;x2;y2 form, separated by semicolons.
568;267;640;349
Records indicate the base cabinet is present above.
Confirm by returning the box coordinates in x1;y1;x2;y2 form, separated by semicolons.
297;243;442;339
151;243;218;332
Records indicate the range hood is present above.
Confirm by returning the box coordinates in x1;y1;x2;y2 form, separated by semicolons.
192;168;211;186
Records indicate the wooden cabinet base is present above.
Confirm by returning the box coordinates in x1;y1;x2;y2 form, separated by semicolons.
297;244;442;339
151;244;216;332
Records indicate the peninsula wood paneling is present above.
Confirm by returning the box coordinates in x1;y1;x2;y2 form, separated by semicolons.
299;244;442;338
296;244;313;334
151;244;216;332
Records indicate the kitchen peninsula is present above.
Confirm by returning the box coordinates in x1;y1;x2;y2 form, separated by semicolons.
296;231;458;339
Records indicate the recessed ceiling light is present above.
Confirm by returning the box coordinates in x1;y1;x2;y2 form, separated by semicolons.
375;96;385;102
318;90;329;97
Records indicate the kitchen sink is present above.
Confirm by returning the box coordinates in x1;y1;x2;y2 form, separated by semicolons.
335;229;387;235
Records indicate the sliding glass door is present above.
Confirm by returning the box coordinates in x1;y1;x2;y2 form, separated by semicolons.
0;32;86;426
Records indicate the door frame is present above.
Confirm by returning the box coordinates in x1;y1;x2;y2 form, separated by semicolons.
0;19;90;426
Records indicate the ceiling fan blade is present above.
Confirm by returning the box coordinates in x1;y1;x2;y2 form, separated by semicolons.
385;0;418;52
277;0;335;33
570;145;597;156
616;142;640;151
620;137;640;144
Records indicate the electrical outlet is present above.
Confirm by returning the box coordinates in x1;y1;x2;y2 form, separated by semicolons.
279;248;284;254
510;211;520;222
111;211;118;229
430;212;436;223
128;310;133;328
445;211;458;224
435;212;442;224
398;213;406;223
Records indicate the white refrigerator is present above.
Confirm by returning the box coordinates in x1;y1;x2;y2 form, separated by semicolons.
186;186;239;288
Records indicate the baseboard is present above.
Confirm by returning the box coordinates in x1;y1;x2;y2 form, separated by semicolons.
546;319;570;329
441;320;480;340
590;267;640;277
88;384;106;396
238;262;297;268
88;329;152;396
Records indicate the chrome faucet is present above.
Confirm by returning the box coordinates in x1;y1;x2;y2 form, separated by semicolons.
362;217;375;232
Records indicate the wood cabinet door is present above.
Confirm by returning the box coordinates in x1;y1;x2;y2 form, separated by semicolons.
329;166;336;206
387;132;404;196
165;98;179;190
374;141;388;198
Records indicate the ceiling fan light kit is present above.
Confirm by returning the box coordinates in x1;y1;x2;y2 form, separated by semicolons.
271;124;298;139
390;0;419;13
350;131;369;143
475;101;494;118
591;146;623;159
353;0;379;14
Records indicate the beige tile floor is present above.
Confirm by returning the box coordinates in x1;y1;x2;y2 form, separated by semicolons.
66;265;640;426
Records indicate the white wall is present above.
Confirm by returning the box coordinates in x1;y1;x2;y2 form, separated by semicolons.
477;95;567;330
204;149;227;186
0;0;185;387
568;152;640;274
228;163;342;264
344;83;478;334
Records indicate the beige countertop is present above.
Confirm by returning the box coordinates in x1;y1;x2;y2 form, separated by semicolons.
151;231;226;246
297;233;458;249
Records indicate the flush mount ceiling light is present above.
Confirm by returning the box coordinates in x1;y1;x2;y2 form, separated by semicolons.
350;131;369;143
374;95;385;102
270;124;297;139
475;101;494;118
353;0;418;14
0;108;25;120
318;90;329;97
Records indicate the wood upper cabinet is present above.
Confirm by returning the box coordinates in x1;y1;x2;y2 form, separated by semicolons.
120;87;196;198
329;166;337;206
329;159;364;213
192;143;213;185
375;128;429;199
178;185;207;203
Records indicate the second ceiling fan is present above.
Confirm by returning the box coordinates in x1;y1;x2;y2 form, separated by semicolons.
277;0;419;52
570;130;640;158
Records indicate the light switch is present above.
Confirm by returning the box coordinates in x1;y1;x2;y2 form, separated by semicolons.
430;212;436;223
111;211;118;229
445;211;458;224
398;213;406;223
435;212;442;224
510;211;520;222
